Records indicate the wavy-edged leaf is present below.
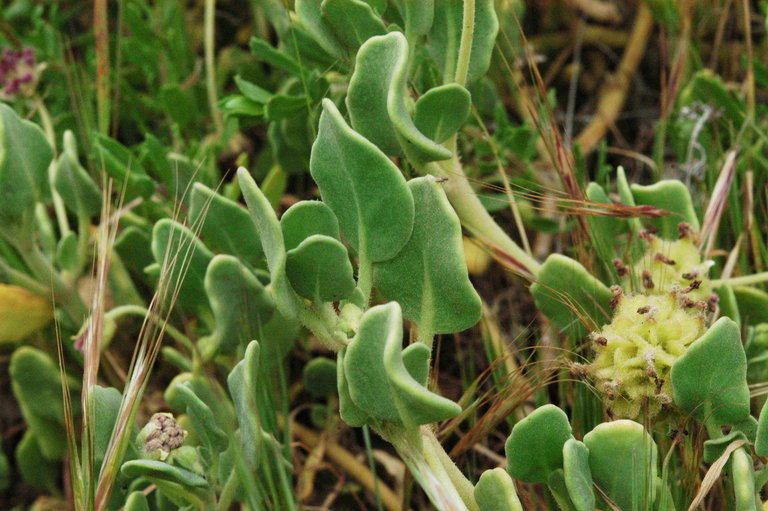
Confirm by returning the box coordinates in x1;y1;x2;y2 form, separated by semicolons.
54;131;101;217
381;303;461;424
413;84;471;143
320;0;386;51
474;468;523;511
631;180;699;239
374;177;481;335
303;357;338;398
345;303;460;424
583;420;658;511
204;255;274;355
286;234;355;302
296;0;345;59
121;459;209;488
672;317;750;426
0;103;53;220
310;99;414;262
280;200;341;251
190;183;263;265
227;341;261;465
337;347;369;427
174;383;228;454
10;347;66;460
530;254;612;337
505;404;573;484
347;32;452;162
429;0;499;83
402;343;430;386
238;168;300;317
151;219;214;310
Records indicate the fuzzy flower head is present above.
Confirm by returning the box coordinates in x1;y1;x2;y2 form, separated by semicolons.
0;46;43;100
137;412;187;461
615;224;717;307
590;292;707;419
590;224;720;419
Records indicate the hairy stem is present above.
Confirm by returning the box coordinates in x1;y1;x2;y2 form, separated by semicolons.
454;0;475;87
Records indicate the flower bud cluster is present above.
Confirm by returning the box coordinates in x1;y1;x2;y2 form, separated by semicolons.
137;412;187;461
0;47;42;100
590;224;717;419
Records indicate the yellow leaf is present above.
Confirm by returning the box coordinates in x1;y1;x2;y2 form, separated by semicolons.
0;284;52;343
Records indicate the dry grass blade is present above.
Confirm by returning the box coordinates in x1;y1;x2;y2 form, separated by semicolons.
93;170;213;510
687;440;748;510
699;149;737;256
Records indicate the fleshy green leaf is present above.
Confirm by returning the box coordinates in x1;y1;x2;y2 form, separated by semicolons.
402;343;431;386
303;357;338;398
92;132;154;200
505;404;573;484
530;254;612;337
10;347;66;460
203;255;275;355
345;303;460;424
227;341;261;465
295;0;345;59
174;383;228;454
0;103;53;220
703;430;748;463
413;84;471;143
286;235;355;302
563;439;595;511
15;432;59;492
391;0;434;36
583;420;658;511
320;0;387;51
474;468;524;511
151;219;214;310
125;491;150;511
189;183;263;266
585;182;626;267
346;32;452;162
337;347;370;427
631;180;699;239
374;177;481;335
671;317;750;426
121;459;209;488
238;167;300;317
310;99;414;262
53;131;102;217
734;286;768;324
429;0;499;83
280;200;341;252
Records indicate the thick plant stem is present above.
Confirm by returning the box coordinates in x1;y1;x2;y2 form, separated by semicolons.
454;0;475;87
424;159;541;278
34;96;70;237
385;425;477;511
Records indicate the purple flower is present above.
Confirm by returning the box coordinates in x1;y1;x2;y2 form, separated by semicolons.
0;46;43;100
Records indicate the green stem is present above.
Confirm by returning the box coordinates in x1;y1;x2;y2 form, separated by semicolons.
204;0;224;135
713;272;768;287
356;251;373;303
9;229;87;323
0;257;51;297
454;0;475;87
424;159;541;278
34;95;70;237
104;305;195;353
384;425;474;511
216;469;239;511
426;430;479;511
